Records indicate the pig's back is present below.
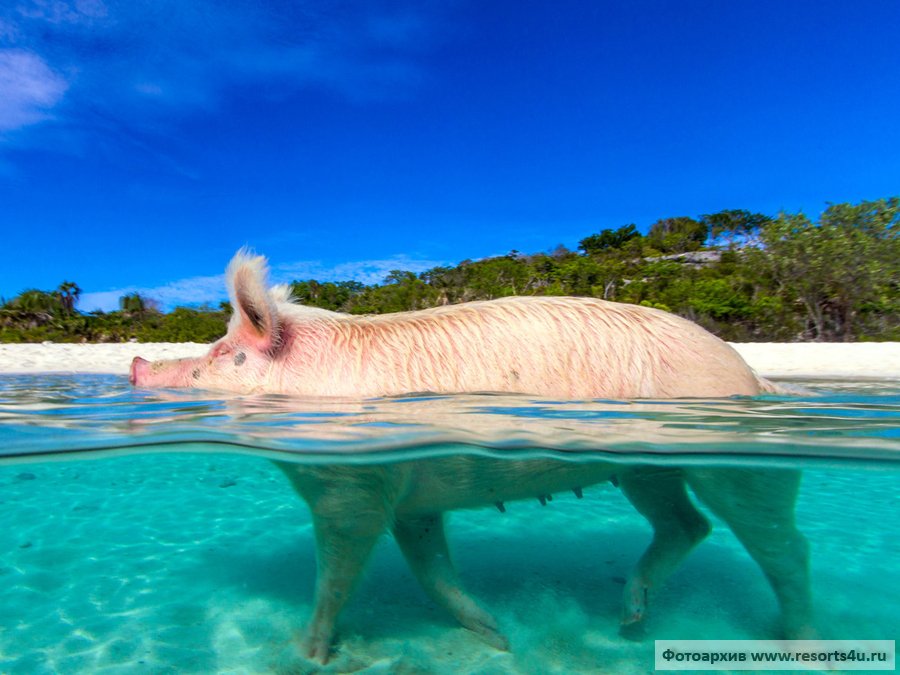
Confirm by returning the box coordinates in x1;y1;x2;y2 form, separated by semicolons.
345;296;759;399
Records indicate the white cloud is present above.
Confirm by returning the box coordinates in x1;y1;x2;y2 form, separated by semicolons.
0;1;444;145
0;49;68;132
16;0;108;25
274;256;445;286
78;256;447;312
79;273;226;313
77;289;130;313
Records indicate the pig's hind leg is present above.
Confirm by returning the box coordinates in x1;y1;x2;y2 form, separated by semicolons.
618;467;711;636
393;513;510;651
686;468;813;639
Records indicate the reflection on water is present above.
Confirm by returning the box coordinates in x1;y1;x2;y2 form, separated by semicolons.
1;374;898;464
0;374;897;673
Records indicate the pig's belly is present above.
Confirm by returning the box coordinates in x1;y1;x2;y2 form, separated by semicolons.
395;457;618;516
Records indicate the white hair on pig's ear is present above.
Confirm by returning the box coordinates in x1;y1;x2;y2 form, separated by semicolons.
268;283;295;304
226;249;281;352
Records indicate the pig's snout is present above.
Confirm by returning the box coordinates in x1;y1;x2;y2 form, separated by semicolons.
130;356;149;385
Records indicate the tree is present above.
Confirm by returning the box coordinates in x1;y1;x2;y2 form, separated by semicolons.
2;289;64;327
460;256;535;299
646;217;708;253
346;270;436;314
578;224;641;255
701;210;771;249
755;198;899;340
119;293;159;317
421;265;468;305
56;281;81;315
290;279;364;311
548;244;575;260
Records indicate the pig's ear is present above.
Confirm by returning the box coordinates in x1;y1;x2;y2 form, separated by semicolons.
227;250;281;352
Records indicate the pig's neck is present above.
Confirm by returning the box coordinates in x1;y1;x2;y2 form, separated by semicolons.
271;318;367;397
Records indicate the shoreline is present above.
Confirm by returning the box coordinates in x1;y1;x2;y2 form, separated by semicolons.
0;342;898;380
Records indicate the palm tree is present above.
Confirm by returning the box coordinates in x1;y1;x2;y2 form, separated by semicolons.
57;281;82;315
4;289;63;328
120;292;148;317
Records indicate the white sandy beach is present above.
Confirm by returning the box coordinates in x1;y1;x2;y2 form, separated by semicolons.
0;341;898;379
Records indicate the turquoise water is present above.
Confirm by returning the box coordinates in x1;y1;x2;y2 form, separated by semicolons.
0;375;898;674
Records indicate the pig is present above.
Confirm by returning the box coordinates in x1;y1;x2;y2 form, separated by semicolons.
131;250;812;662
130;252;773;399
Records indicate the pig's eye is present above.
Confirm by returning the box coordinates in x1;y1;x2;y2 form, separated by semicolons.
234;352;246;366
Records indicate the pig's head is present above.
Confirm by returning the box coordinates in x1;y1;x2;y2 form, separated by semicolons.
130;251;299;393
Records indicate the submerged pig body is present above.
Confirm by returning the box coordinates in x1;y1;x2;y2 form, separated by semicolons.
131;252;769;399
276;455;808;662
131;251;810;663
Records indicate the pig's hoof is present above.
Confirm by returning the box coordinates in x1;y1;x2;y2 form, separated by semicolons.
470;624;510;652
463;614;510;652
302;632;335;664
618;620;647;642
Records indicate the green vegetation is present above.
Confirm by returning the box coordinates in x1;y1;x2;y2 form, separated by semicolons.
2;198;897;343
0;298;231;344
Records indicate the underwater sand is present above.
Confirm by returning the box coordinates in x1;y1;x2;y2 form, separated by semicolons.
1;452;898;674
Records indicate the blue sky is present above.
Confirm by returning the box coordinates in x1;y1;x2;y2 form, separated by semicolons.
1;0;898;312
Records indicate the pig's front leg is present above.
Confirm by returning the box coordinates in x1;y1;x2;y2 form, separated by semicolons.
273;462;400;661
393;513;510;651
304;492;392;662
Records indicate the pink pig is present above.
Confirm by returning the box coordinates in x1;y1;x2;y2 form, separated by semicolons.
131;251;811;663
131;250;773;398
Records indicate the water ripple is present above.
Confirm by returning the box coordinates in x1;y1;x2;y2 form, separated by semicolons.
0;374;898;466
